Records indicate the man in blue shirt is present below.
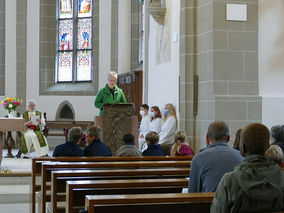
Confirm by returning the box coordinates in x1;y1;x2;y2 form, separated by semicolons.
53;127;84;157
143;131;165;156
84;126;112;156
188;121;243;192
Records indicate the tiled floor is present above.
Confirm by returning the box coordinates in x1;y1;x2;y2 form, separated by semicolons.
1;149;54;172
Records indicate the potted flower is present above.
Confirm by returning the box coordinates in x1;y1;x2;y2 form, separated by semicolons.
1;97;23;118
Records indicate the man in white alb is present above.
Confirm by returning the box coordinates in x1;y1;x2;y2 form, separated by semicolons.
20;99;49;158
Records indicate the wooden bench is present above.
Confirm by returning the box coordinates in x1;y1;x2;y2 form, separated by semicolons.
85;193;215;213
50;178;188;213
51;168;190;213
85;193;284;213
32;156;192;213
46;121;94;138
39;160;191;213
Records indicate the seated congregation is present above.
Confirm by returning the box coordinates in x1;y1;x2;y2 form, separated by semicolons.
53;103;195;158
47;107;284;212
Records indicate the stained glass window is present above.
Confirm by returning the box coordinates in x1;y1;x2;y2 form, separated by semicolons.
57;0;93;82
59;19;73;51
78;0;92;18
77;51;92;81
58;52;73;82
77;18;92;49
59;0;73;19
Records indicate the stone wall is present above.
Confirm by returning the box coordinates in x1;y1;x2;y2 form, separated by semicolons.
111;0;118;72
131;0;140;70
0;0;5;95
39;0;100;96
180;0;261;152
16;0;27;112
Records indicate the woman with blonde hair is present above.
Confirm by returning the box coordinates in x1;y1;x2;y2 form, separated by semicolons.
94;71;127;116
169;131;194;156
265;145;284;168
159;103;178;152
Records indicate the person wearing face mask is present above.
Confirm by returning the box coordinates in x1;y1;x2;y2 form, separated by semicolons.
159;103;178;153
94;71;127;116
149;106;163;133
138;104;151;151
141;106;163;151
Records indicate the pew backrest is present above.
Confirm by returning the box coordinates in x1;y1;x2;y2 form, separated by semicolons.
40;160;191;213
85;193;215;213
66;178;188;213
51;168;190;212
31;156;192;213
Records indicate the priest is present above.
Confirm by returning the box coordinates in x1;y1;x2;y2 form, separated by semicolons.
20;99;49;158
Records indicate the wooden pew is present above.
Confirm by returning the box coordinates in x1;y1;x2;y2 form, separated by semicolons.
32;156;192;213
85;193;215;213
53;178;188;213
85;193;284;213
39;160;191;213
51;168;190;212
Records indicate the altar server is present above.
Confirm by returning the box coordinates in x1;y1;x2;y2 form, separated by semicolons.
149;106;163;133
138;104;151;151
141;106;163;151
159;103;178;152
21;99;49;158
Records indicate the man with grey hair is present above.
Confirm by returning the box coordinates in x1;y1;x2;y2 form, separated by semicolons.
21;99;49;158
188;121;243;192
52;127;84;157
84;126;112;156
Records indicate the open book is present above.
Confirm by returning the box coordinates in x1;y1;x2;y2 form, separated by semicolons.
31;115;39;125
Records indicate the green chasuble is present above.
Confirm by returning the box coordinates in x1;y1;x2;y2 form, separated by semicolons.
21;110;47;154
94;84;127;116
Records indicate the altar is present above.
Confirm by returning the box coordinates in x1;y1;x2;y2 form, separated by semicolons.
0;118;25;165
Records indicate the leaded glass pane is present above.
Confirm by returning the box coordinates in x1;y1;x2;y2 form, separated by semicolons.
77;50;92;81
78;0;92;18
77;18;92;49
59;0;73;19
59;19;73;51
58;52;73;82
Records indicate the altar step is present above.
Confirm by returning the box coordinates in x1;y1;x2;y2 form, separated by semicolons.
0;173;31;212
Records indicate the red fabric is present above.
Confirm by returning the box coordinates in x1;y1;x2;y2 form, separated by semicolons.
29;125;36;130
177;144;195;156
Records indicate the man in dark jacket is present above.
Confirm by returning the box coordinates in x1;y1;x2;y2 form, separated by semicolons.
143;131;165;156
211;123;284;213
53;127;84;157
84;126;112;156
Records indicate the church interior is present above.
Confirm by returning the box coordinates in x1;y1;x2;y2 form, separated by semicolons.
1;0;284;212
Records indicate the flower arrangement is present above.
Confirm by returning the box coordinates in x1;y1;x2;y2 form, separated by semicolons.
1;97;23;114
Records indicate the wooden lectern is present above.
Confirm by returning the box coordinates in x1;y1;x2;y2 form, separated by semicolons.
0;118;25;165
95;104;138;154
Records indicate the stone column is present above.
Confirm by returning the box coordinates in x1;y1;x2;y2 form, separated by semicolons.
180;0;260;152
117;0;131;74
16;0;27;113
0;0;4;96
5;0;17;97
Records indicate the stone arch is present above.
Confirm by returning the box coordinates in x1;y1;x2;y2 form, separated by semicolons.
56;101;75;121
